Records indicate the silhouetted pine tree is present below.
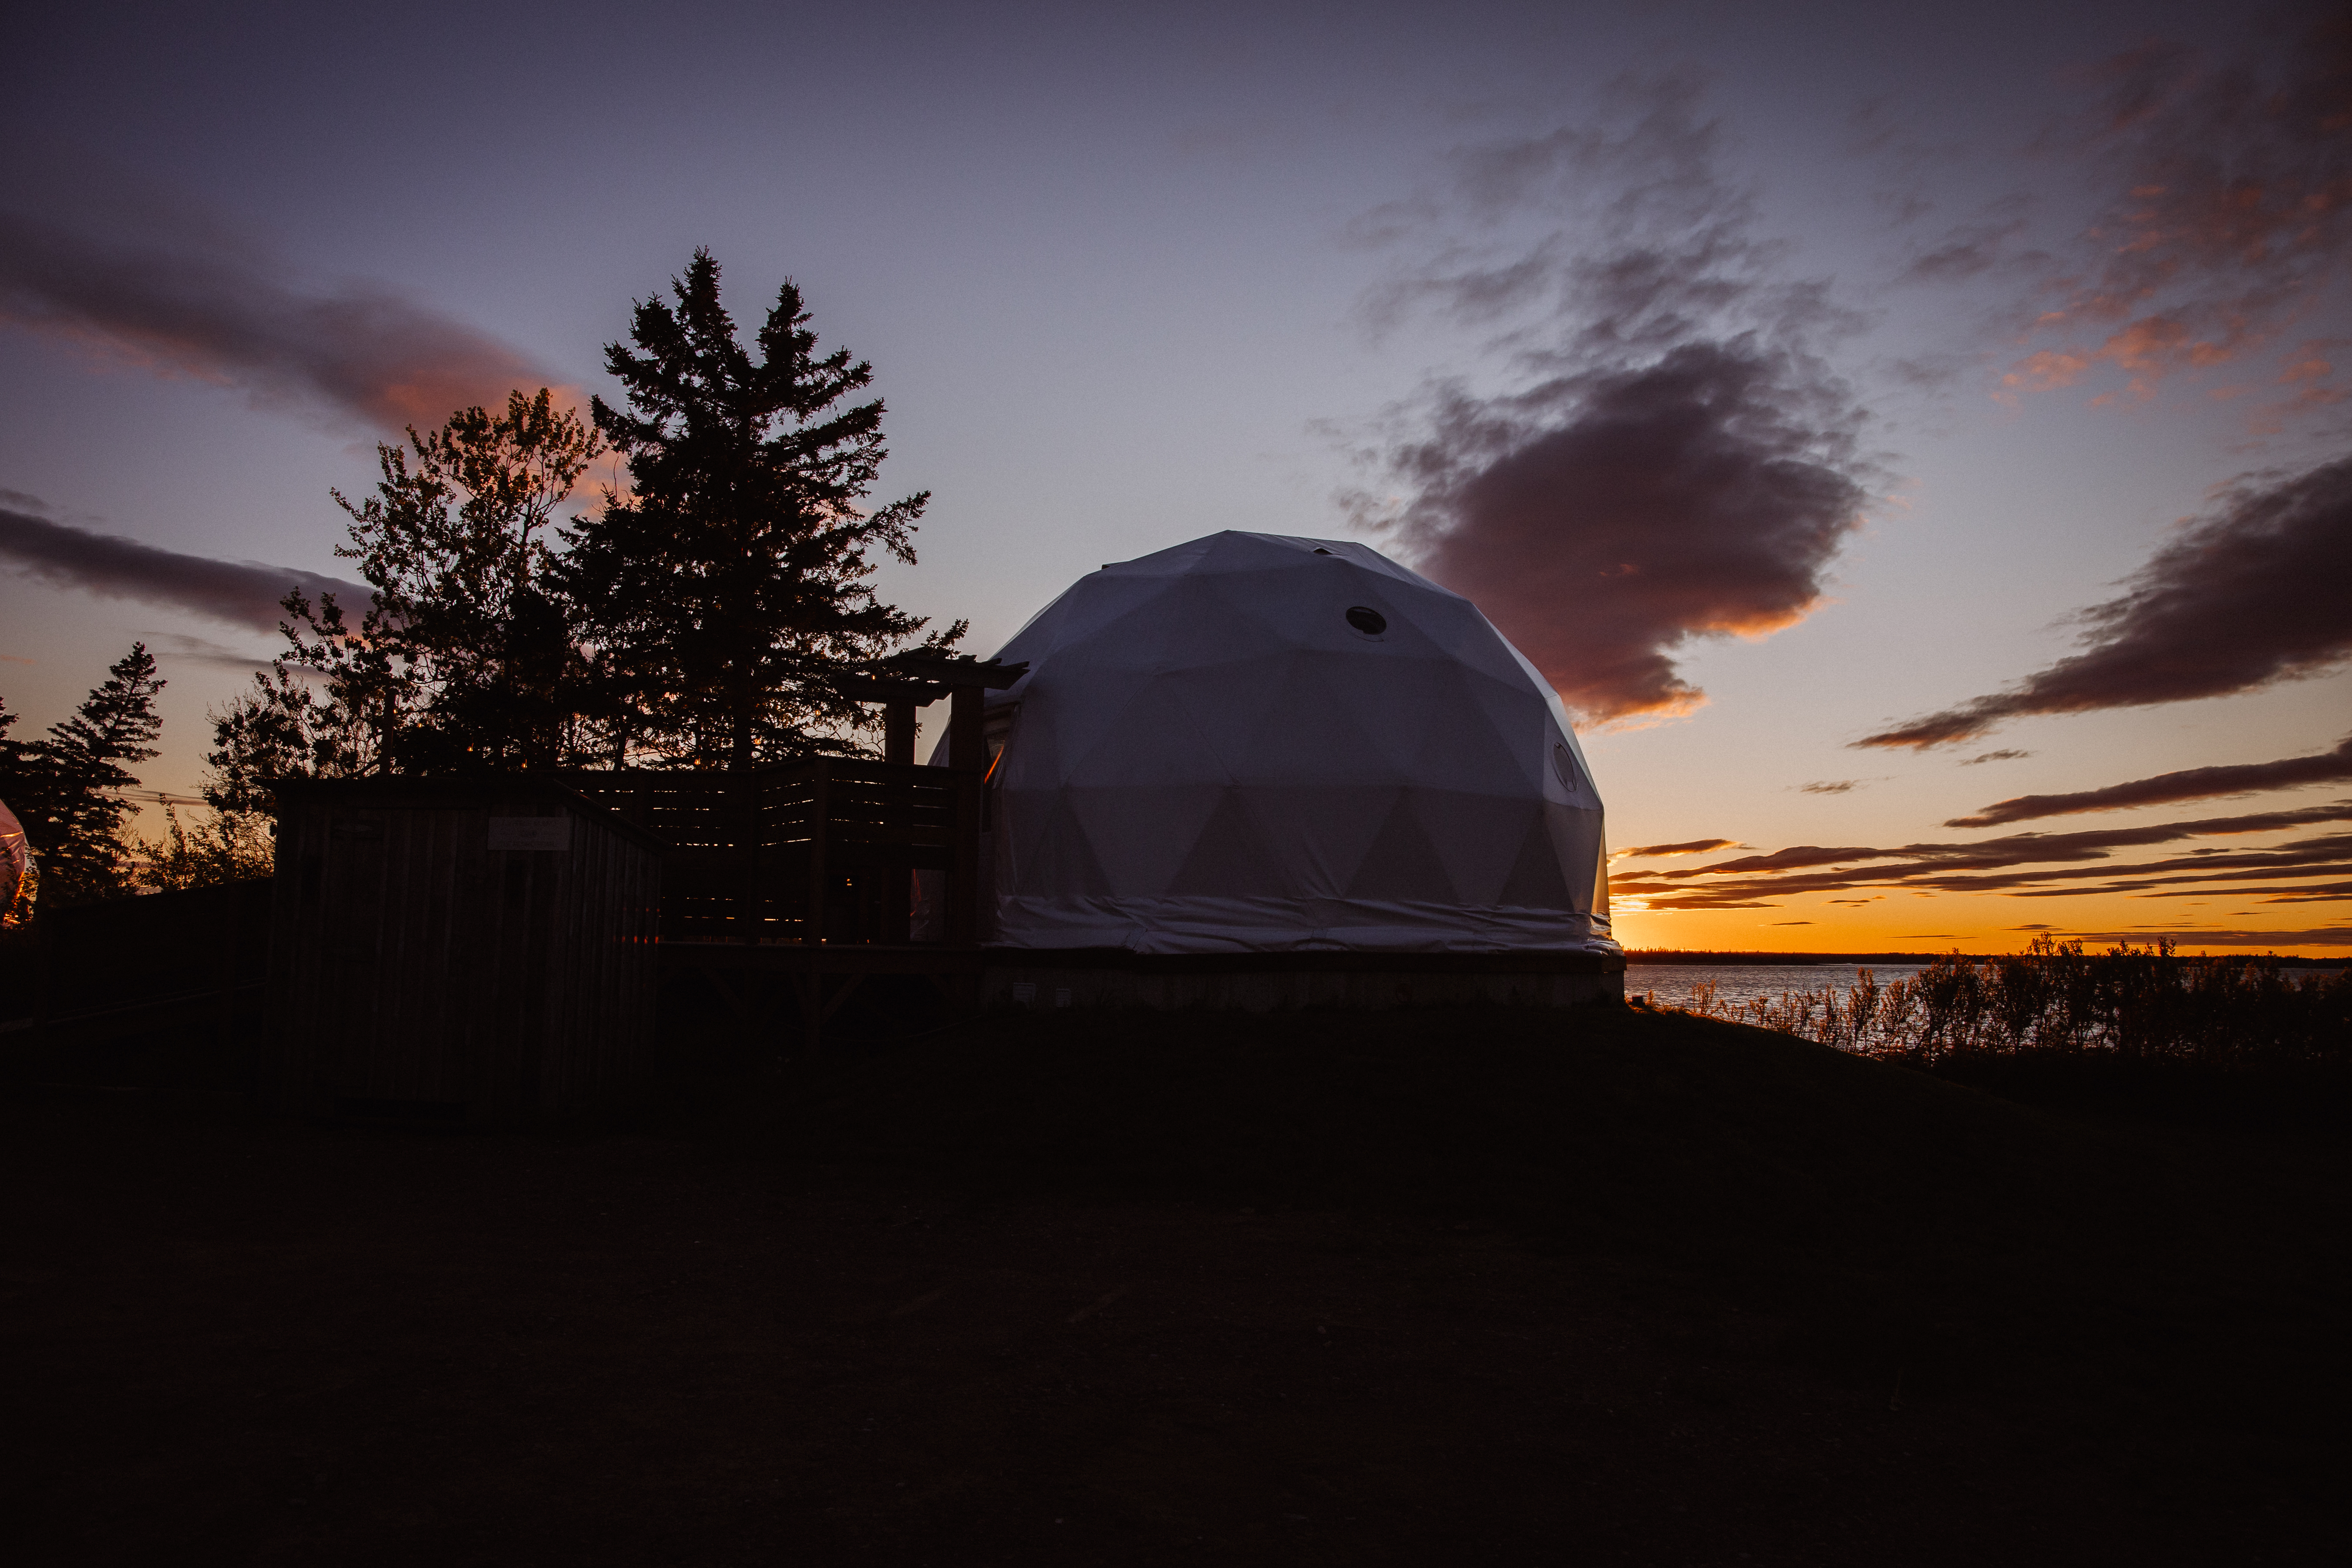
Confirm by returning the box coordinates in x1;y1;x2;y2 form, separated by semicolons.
566;249;957;767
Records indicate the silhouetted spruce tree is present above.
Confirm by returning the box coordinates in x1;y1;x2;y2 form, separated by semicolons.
566;249;958;767
9;644;166;903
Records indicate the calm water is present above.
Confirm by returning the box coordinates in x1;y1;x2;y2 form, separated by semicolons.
1625;964;1929;1010
1625;962;2344;1011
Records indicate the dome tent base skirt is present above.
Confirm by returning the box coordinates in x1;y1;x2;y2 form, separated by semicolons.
981;948;1625;1013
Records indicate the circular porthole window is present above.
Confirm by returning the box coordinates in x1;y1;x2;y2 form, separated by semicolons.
1345;606;1387;636
1552;743;1583;794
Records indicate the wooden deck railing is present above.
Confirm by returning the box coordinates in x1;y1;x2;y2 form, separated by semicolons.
559;759;980;948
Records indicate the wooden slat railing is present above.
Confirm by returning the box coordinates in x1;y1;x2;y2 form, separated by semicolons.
557;760;977;947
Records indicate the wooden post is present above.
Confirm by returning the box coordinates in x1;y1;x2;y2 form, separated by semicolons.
882;692;919;945
948;683;982;773
948;683;983;948
735;768;762;946
884;699;915;764
805;759;831;948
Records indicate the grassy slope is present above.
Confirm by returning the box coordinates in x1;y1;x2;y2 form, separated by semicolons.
5;1003;2346;1565
787;1005;2349;1416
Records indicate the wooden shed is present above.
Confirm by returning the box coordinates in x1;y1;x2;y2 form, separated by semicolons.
265;777;663;1124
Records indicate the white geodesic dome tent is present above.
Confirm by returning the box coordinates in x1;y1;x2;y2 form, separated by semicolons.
949;531;1615;956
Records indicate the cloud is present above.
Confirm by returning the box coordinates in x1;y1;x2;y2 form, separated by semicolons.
2001;21;2352;413
151;632;282;673
0;501;367;633
2138;879;2352;901
2251;882;2352;902
1608;803;2352;909
0;189;560;434
1347;74;1875;725
1858;456;2352;747
1960;749;2032;766
2062;927;2352;948
1612;837;1745;860
1949;733;2352;826
1799;779;1861;794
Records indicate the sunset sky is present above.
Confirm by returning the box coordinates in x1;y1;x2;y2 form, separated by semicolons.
3;0;2346;954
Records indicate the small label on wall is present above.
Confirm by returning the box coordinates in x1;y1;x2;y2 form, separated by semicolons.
488;817;571;852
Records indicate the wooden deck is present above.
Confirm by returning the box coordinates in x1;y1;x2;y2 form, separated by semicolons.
559;757;982;948
559;759;989;1050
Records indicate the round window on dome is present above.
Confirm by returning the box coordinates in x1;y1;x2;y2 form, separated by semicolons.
1553;743;1582;794
1346;606;1387;636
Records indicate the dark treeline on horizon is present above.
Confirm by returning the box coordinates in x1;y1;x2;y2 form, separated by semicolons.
1626;948;2341;967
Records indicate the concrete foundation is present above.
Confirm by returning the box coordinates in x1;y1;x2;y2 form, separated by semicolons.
980;948;1624;1012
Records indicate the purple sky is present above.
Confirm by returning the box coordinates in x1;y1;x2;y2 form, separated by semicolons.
3;0;2346;951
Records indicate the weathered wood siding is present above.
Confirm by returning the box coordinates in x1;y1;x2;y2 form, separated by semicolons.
266;780;661;1123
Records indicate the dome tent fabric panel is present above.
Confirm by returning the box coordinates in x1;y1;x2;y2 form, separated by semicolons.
949;531;1615;956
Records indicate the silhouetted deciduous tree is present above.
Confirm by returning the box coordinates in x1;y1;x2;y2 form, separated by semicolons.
332;387;604;771
210;389;605;800
131;803;274;891
567;249;958;767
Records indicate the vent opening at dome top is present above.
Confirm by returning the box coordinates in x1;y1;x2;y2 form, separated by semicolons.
1345;606;1387;636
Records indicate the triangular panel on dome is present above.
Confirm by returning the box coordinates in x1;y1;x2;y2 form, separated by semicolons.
1342;789;1462;904
1164;790;1295;899
1494;804;1577;908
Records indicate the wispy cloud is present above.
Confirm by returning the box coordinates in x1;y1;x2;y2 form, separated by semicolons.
2003;20;2352;418
1611;836;1745;860
1345;74;1875;725
1858;456;2352;748
1799;779;1861;794
1949;733;2352;826
0;180;561;434
1959;749;2032;766
0;498;366;633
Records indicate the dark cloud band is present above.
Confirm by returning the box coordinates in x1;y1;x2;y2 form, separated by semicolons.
1859;457;2352;749
1610;804;2352;909
0;204;558;434
1949;734;2352;827
0;504;366;634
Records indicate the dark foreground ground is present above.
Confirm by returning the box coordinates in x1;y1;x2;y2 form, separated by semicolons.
5;1004;2348;1566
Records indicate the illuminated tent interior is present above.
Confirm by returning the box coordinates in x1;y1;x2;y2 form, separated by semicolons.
942;531;1615;956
